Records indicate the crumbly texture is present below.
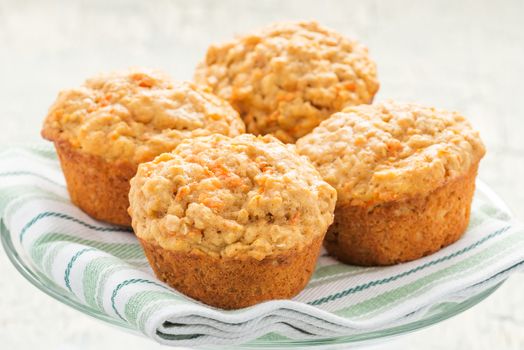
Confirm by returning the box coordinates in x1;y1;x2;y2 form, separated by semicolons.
195;21;379;143
325;165;478;266
42;68;245;164
54;140;135;226
129;134;336;260
139;234;323;309
296;101;486;206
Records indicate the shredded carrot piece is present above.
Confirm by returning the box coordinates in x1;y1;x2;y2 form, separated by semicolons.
290;212;301;224
267;111;279;121
175;186;190;200
276;92;294;102
209;162;230;177
226;177;243;187
203;197;223;209
344;82;356;90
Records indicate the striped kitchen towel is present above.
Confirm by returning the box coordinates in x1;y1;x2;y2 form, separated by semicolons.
1;144;524;347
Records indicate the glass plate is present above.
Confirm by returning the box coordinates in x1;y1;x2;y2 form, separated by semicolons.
0;181;509;349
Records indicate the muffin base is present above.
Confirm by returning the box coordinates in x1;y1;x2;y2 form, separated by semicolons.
139;235;323;309
325;165;478;266
54;140;135;226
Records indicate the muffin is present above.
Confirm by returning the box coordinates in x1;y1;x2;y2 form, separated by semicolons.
195;21;379;143
128;134;336;309
296;101;486;266
41;68;245;226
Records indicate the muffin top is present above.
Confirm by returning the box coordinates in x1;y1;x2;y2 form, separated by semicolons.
128;134;336;260
296;101;485;206
194;21;379;143
42;68;245;164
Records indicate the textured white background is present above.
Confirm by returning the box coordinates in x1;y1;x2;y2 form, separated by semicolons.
0;0;523;349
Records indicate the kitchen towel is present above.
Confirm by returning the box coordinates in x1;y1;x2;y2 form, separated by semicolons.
1;145;523;347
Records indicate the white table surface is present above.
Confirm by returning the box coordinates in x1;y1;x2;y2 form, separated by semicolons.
1;0;523;349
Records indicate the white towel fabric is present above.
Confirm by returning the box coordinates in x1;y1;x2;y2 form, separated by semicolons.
1;145;523;347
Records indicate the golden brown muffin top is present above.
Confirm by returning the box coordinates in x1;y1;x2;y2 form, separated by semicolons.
195;21;379;143
296;101;486;206
42;68;245;164
128;134;336;260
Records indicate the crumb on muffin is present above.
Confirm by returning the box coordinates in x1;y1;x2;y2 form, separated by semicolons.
42;68;245;164
129;134;337;260
195;21;379;143
296;100;486;205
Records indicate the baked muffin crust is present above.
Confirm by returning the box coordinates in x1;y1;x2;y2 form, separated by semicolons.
195;21;379;143
296;101;486;205
129;134;336;260
42;68;245;164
